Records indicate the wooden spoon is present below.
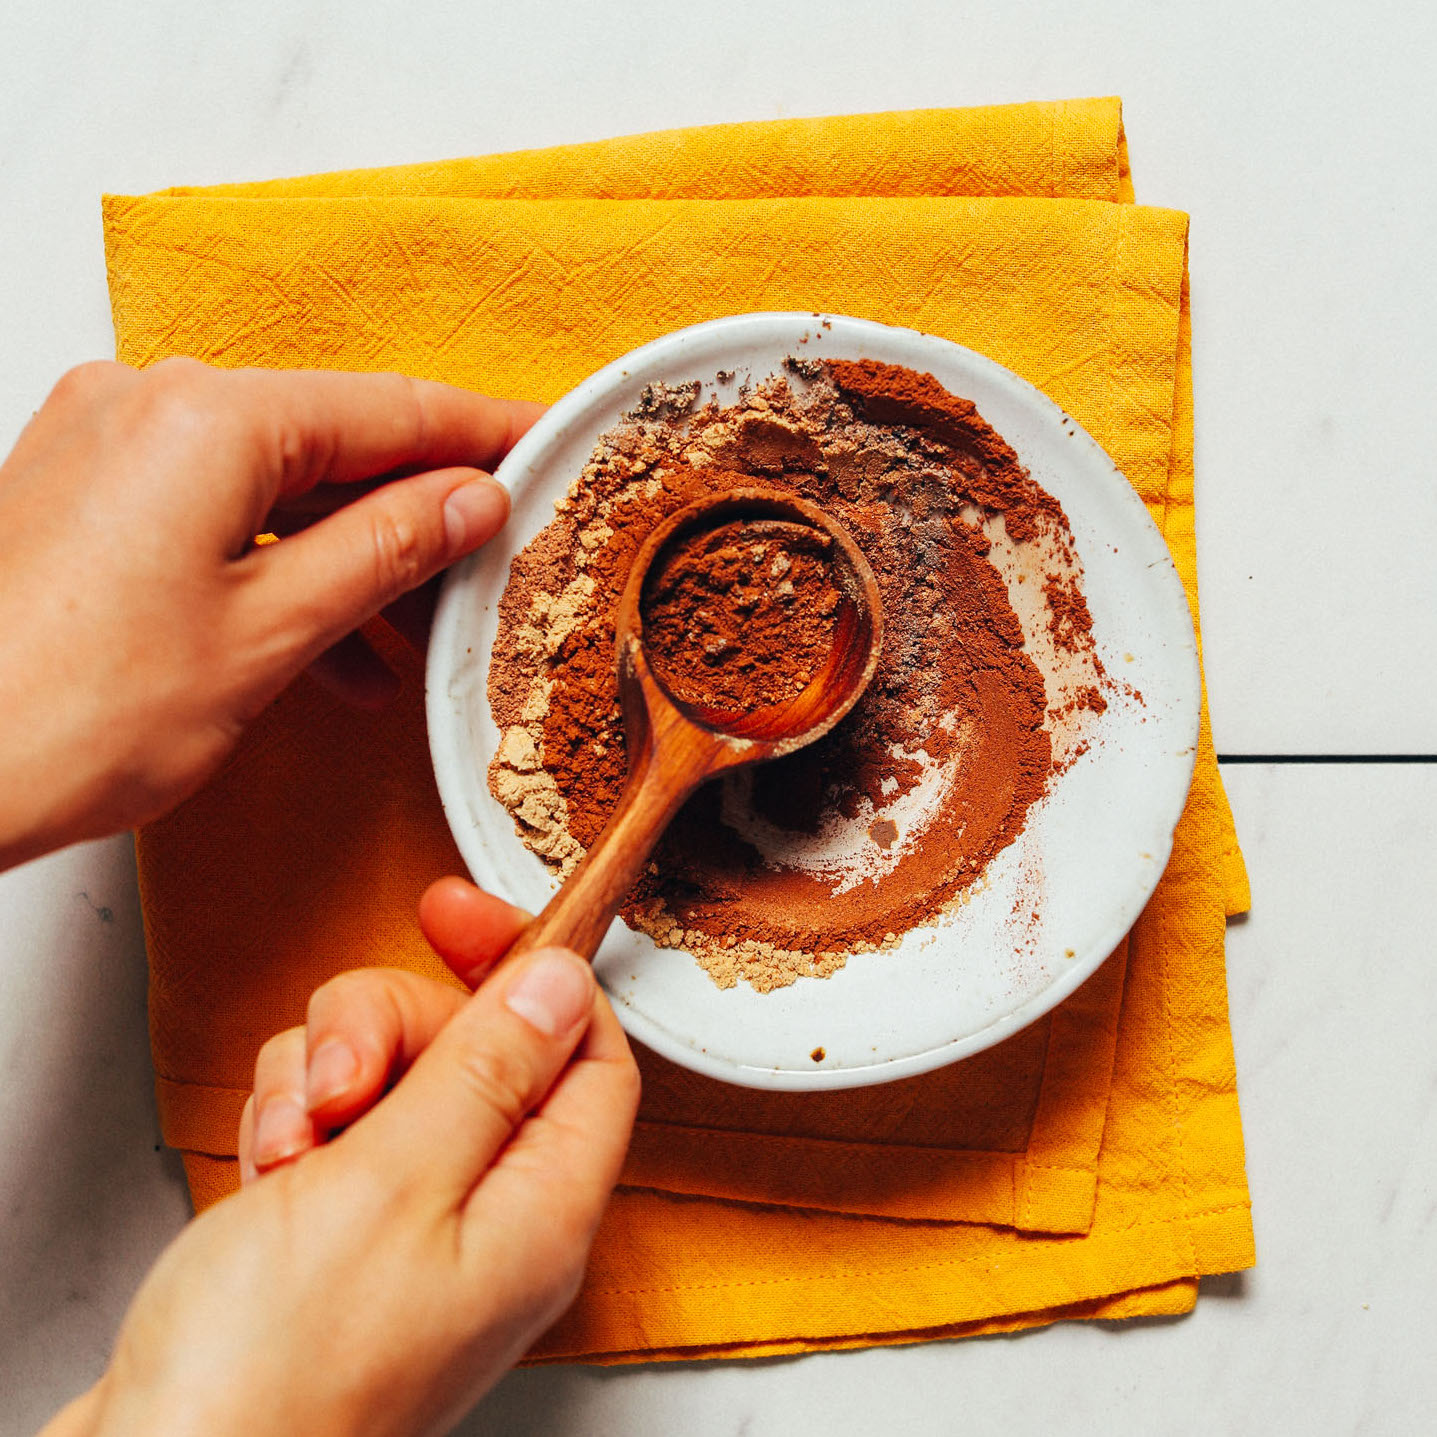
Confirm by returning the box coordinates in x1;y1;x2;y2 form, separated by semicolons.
507;488;883;961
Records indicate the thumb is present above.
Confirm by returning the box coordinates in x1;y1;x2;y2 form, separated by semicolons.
248;467;508;671
338;946;596;1205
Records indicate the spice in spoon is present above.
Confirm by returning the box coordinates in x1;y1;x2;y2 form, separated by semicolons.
640;519;841;714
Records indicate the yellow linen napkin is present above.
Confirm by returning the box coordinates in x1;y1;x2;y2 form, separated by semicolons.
105;96;1253;1359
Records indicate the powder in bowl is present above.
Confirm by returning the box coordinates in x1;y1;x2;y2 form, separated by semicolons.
486;358;1125;992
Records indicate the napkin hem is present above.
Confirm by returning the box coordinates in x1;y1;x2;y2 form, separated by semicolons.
527;1199;1253;1360
518;1278;1198;1365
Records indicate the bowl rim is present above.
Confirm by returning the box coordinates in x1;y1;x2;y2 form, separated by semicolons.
427;311;1200;1090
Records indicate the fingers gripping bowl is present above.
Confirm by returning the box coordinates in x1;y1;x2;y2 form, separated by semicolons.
427;314;1200;1091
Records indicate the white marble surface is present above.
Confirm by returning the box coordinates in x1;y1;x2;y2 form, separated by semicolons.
3;2;1437;1433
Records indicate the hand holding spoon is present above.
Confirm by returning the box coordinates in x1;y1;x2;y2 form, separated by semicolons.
506;488;883;961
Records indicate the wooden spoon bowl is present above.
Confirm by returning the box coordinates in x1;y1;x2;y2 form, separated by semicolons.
508;488;883;960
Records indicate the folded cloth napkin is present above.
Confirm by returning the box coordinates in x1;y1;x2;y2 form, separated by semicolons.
104;96;1254;1360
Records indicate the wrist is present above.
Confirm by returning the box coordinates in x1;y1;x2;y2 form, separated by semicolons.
38;1378;107;1437
0;639;136;871
71;1364;255;1437
0;731;97;872
0;761;70;873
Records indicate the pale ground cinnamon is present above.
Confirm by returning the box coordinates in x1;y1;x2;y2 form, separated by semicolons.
487;360;1117;991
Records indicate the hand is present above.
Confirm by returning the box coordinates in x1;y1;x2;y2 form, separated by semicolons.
55;879;640;1437
0;359;541;868
240;877;536;1176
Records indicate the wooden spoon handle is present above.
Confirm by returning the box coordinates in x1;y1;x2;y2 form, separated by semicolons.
505;737;716;962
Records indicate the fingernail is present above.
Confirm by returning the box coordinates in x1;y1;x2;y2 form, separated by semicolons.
253;1095;311;1165
443;478;508;553
504;949;594;1037
306;1038;359;1110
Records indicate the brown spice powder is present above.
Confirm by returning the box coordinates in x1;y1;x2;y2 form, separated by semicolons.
487;359;1113;991
640;519;840;713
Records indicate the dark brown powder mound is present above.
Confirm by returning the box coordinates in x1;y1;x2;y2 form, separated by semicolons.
486;359;1111;991
641;519;840;713
825;358;1068;544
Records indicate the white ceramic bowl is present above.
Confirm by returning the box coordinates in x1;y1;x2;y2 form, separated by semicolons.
427;313;1199;1090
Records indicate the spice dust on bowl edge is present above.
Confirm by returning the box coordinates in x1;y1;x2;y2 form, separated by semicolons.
427;313;1201;1091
